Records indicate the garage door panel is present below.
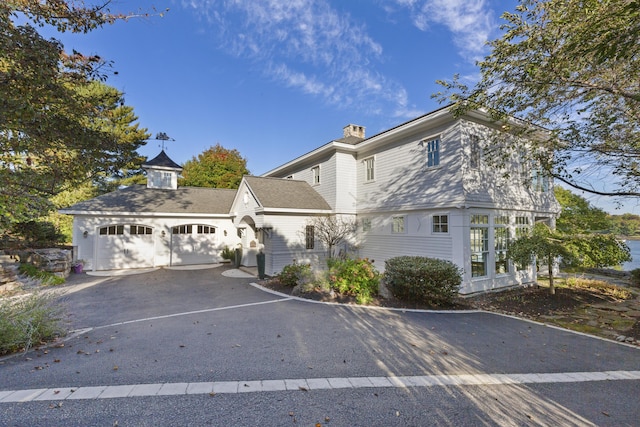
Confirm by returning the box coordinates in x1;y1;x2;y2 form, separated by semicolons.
171;226;219;265
95;225;155;270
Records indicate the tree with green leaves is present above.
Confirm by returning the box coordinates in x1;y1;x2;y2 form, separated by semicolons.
563;234;630;270
512;186;633;294
435;0;640;198
1;2;151;239
180;144;249;189
508;222;573;295
610;213;640;237
553;187;631;269
554;187;612;235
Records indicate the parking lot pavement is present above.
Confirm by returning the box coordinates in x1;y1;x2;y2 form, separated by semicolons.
1;266;639;426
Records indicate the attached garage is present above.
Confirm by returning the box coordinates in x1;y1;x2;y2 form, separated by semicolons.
95;224;155;270
61;151;251;272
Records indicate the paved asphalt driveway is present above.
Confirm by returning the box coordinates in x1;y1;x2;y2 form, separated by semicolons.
1;265;639;426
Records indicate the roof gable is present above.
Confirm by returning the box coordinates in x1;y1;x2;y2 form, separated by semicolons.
243;176;331;210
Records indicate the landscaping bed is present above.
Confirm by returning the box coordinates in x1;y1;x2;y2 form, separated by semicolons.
260;275;640;345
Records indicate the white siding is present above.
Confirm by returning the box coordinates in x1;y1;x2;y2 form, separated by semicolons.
358;210;457;273
460;119;559;214
261;215;327;276
357;122;466;212
231;182;264;227
334;151;357;213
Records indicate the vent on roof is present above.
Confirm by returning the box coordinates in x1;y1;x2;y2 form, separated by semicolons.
343;124;365;139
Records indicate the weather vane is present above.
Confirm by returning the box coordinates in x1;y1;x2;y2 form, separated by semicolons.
154;132;175;151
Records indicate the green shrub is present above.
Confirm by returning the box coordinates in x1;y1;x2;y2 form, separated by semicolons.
327;257;380;304
18;263;65;286
0;293;66;355
221;246;235;262
384;256;462;306
277;263;312;287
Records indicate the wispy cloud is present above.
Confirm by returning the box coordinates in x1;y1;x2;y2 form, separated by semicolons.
182;0;413;116
392;0;496;62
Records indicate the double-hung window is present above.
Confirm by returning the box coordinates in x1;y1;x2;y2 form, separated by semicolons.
305;225;315;249
494;216;510;274
311;166;320;185
364;157;375;182
470;214;489;277
469;135;481;169
425;138;440;168
514;217;531;270
392;216;405;234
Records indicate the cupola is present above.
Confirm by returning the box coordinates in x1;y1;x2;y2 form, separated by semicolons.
142;150;182;190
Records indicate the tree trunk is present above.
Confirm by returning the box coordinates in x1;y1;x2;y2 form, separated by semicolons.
547;254;555;295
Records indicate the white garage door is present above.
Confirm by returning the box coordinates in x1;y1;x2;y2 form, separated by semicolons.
170;224;218;266
96;225;155;270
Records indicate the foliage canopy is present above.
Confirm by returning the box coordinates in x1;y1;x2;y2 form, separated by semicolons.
180;144;249;189
435;0;640;198
554;187;612;235
1;1;149;236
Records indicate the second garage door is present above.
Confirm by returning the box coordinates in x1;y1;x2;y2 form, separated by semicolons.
170;224;218;266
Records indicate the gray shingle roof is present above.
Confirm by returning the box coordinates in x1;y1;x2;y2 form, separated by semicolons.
142;150;182;170
61;185;236;215
244;176;331;210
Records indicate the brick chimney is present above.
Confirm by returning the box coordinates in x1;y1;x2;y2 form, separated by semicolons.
343;124;365;139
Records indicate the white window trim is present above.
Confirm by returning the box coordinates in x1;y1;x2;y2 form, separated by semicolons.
432;214;449;234
391;215;406;234
423;136;441;169
364;156;375;183
470;214;490;279
311;165;321;185
469;134;482;169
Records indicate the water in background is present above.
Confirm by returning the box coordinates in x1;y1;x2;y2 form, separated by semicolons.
622;239;640;271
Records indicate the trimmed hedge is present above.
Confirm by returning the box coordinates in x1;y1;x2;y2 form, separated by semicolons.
384;256;462;306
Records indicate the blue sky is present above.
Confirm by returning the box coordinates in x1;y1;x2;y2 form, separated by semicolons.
42;0;637;214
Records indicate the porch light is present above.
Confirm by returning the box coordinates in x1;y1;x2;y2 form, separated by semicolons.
83;230;88;238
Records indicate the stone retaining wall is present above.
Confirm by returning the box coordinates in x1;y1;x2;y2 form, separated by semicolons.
1;249;72;283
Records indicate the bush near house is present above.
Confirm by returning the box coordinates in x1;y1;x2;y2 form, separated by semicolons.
277;263;312;287
384;256;462;306
0;292;66;356
327;257;380;305
221;246;235;262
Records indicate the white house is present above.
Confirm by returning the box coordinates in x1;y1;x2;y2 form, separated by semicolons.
62;106;560;294
61;151;241;270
